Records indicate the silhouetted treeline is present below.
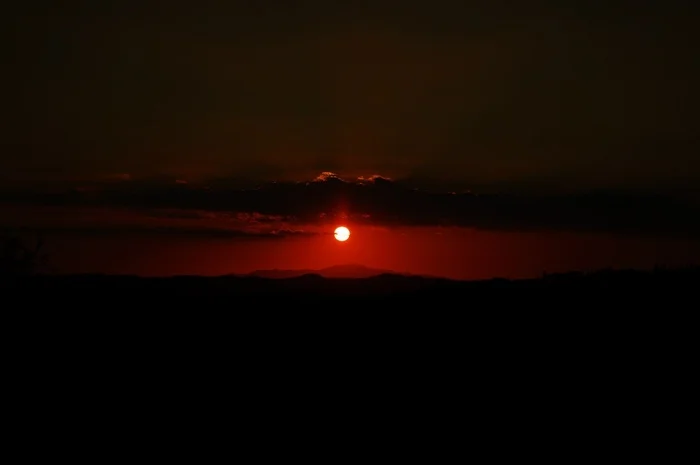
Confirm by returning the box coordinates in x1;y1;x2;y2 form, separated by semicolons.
0;234;48;276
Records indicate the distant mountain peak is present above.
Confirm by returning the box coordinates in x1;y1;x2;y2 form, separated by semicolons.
248;264;401;279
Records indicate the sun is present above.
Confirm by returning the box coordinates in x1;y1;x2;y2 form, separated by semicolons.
334;226;350;242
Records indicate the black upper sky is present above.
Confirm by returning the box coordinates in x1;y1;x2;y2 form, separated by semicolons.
3;0;699;191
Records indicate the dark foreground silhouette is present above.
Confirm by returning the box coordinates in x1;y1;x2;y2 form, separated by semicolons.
3;246;693;436
4;265;695;409
4;267;699;304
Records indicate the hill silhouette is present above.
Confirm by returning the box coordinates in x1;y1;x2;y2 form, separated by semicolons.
5;266;696;367
4;267;699;305
246;264;401;279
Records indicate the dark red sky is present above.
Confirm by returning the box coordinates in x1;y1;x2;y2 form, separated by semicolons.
2;1;700;276
3;0;699;189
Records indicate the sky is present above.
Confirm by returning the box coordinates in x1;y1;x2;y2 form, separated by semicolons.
2;1;699;277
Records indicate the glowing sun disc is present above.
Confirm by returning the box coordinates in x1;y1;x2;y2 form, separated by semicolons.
334;226;350;242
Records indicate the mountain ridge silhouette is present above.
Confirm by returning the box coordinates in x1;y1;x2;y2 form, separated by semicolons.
246;263;419;279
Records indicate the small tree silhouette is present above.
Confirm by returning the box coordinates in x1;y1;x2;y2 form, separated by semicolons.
0;235;50;276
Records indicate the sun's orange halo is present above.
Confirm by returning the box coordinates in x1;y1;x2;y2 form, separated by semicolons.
334;226;350;242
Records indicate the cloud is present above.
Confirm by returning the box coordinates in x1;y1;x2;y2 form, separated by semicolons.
314;172;345;183
354;175;395;189
2;225;315;239
0;204;317;239
3;173;700;238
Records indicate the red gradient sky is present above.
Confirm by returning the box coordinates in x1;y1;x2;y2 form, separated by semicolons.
4;2;700;281
4;199;700;279
37;225;700;279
